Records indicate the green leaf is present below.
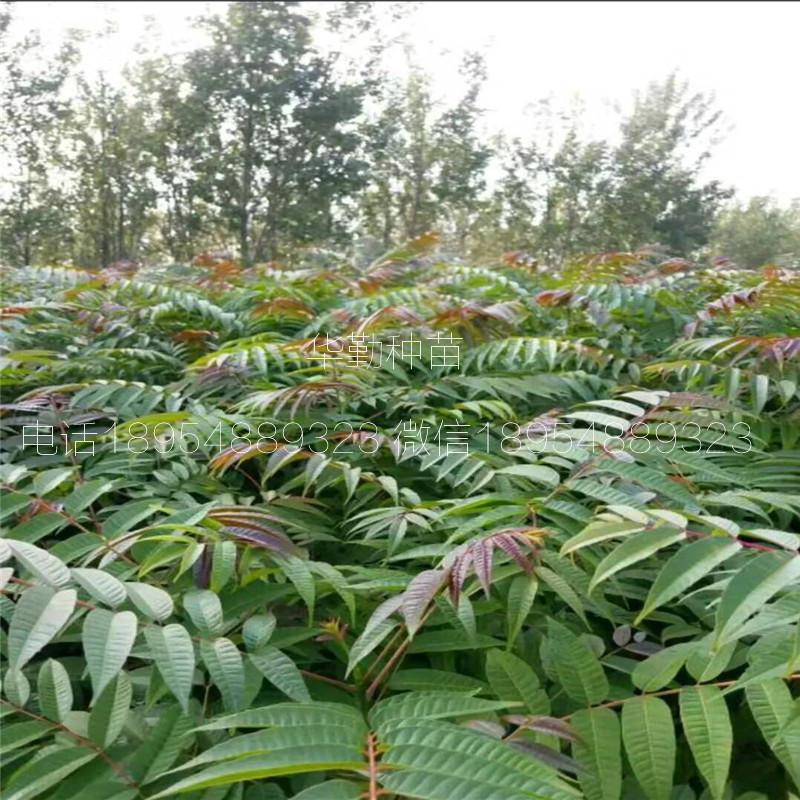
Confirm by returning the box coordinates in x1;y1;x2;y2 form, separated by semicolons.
679;686;732;800
53;782;136;800
7;513;64;544
571;707;622;800
751;373;769;413
346;618;397;677
485;649;549;714
291;781;363;800
128;704;194;784
8;542;70;588
200;637;246;712
249;647;311;703
88;671;132;747
407;629;506;653
506;574;538;649
183;590;224;635
124;581;174;621
176;724;365;774
387;669;486;694
496;464;560;487
632;643;693;692
561;521;645;556
589;527;685;592
8;586;77;671
535;566;588;626
275;555;315;623
621;696;675;800
685;634;736;682
0;566;13;590
63;480;115;515
37;659;73;721
32;468;74;497
546;619;608;705
4;746;97;800
636;537;741;624
82;609;137;701
564;410;631;431
714;551;800;647
401;569;445;635
369;691;513;729
746;678;800;788
196;702;367;733
0;719;51;752
70;568;127;607
4;668;31;706
150;748;366;798
378;718;576;800
243;613;277;651
144;624;195;712
103;499;161;538
211;540;237;592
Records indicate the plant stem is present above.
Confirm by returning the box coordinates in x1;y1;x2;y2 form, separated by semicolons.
300;669;357;693
365;732;380;800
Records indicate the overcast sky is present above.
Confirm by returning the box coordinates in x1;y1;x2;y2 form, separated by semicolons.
11;1;800;204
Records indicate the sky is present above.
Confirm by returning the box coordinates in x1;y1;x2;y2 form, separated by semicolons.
9;1;800;204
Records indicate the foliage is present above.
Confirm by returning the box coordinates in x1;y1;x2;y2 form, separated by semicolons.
1;237;799;800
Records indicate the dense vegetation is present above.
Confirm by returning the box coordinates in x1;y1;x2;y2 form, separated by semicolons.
2;1;799;271
1;237;799;800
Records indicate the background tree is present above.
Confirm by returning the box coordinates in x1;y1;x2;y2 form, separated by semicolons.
1;4;777;268
186;0;365;265
594;73;732;254
430;53;492;251
0;7;77;265
133;56;215;263
360;55;490;252
65;74;156;267
711;196;800;268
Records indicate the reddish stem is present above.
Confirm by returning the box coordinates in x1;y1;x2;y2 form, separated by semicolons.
365;732;380;800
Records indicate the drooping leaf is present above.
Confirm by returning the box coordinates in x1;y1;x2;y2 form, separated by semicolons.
571;707;622;800
124;582;174;622
715;551;800;646
636;537;741;624
679;686;732;800
546;619;608;705
746;679;800;788
128;704;194;785
70;568;127;607
401;569;445;635
248;647;311;703
88;671;132;747
183;590;224;635
589;527;686;592
506;573;538;648
8;542;70;588
82;609;137;701
243;613;277;651
8;586;77;671
621;696;675;800
144;624;195;712
485;649;549;714
3;746;97;800
632;643;693;692
37;659;73;721
200;637;246;712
